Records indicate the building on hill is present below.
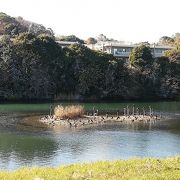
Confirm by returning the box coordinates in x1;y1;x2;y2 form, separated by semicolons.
87;42;173;58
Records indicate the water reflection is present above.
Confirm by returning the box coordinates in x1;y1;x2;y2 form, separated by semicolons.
0;132;58;169
0;101;180;114
0;102;179;170
0;116;180;170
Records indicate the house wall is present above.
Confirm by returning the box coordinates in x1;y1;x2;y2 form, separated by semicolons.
104;46;172;58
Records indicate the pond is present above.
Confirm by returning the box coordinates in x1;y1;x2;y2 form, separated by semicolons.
0;101;179;170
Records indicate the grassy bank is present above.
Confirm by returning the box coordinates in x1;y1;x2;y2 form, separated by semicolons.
0;157;180;180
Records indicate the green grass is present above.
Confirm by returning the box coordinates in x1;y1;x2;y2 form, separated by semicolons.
0;157;180;180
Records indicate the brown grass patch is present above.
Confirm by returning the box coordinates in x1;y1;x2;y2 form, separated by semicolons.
54;105;84;119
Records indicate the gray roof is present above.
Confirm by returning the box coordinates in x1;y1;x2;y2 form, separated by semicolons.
56;41;78;45
104;43;173;49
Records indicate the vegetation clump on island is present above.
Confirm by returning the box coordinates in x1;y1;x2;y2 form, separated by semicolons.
54;105;84;119
0;157;179;180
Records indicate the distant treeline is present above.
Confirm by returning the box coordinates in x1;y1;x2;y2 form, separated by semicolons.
0;12;179;101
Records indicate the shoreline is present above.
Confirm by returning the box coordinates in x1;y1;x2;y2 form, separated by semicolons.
40;114;161;128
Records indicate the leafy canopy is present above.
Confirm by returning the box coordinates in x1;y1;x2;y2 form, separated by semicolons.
129;44;153;67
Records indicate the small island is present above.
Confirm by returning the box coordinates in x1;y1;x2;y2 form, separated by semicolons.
40;105;161;128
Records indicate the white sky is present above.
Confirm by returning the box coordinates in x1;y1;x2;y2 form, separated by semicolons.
0;0;179;43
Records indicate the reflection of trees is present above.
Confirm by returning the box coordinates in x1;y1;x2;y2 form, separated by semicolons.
0;131;89;168
0;115;179;169
168;118;180;136
57;132;88;157
0;133;58;164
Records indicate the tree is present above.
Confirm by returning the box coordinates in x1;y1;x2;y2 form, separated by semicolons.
97;34;108;42
56;35;84;44
158;36;174;46
0;13;180;101
135;42;150;46
85;37;97;44
174;33;180;45
0;12;27;36
129;45;153;68
165;44;180;64
0;32;63;99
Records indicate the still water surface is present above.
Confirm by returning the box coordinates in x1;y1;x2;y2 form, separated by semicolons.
0;101;179;170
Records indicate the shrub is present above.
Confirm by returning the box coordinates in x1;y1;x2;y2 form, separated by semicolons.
129;44;153;67
54;105;84;119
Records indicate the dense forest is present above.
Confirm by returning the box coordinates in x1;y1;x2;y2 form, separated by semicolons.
0;12;179;101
